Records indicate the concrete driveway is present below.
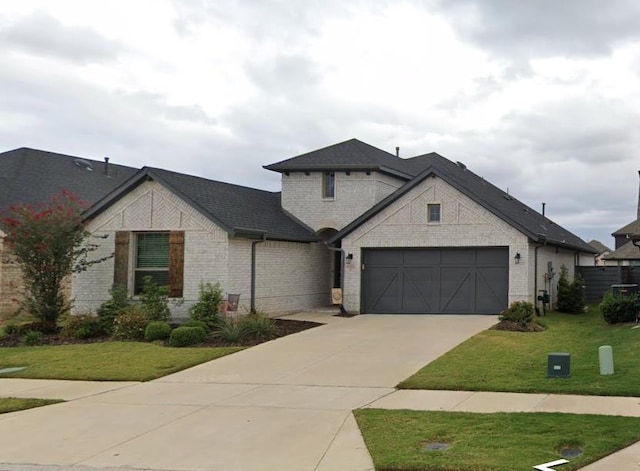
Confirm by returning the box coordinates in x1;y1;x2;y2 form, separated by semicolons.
0;313;496;471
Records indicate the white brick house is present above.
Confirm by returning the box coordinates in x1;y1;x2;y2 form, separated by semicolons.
17;138;594;317
264;140;596;314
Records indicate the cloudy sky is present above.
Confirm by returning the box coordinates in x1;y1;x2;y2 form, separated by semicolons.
2;0;640;247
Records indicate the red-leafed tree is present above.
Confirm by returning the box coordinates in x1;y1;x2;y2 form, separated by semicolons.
2;190;108;331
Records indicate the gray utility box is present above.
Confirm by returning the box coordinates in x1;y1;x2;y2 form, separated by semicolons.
547;353;571;378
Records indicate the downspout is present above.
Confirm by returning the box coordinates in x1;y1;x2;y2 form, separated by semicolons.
250;235;267;314
326;244;348;314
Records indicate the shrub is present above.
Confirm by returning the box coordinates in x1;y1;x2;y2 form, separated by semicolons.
557;265;586;314
215;315;249;343
600;291;638;324
242;312;275;341
499;301;535;327
4;323;19;335
181;320;210;332
144;321;172;341
112;305;149;340
61;314;104;340
169;326;206;347
97;285;130;334
140;276;171;321
189;282;224;328
22;330;42;346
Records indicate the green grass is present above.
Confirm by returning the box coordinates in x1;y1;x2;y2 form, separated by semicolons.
399;307;640;396
0;342;243;381
355;409;640;471
0;397;63;414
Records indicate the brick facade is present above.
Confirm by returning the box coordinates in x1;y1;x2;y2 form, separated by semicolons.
0;236;22;315
339;175;575;312
281;171;403;231
72;181;330;317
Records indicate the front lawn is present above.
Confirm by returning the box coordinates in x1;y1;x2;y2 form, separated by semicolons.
0;342;242;381
355;409;640;471
399;307;640;396
0;397;63;415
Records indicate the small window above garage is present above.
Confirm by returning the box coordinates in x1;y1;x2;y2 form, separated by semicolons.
427;203;441;223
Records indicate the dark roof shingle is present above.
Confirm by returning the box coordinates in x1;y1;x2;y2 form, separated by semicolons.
329;151;595;253
0;147;137;224
264;138;428;180
86;167;318;243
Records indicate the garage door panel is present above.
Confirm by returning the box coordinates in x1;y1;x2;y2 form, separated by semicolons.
363;267;400;313
476;267;509;313
362;248;508;314
402;267;436;312
403;250;440;266
364;250;402;266
440;267;473;313
477;248;509;265
441;248;475;265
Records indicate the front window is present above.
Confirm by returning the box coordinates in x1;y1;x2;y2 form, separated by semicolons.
427;204;441;223
323;172;335;199
134;232;169;294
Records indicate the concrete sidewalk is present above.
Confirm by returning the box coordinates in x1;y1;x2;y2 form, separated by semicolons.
1;313;639;470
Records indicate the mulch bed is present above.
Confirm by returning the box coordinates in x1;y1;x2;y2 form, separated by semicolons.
0;318;323;348
491;320;546;332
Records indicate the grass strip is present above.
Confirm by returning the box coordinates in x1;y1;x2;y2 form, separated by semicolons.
0;397;63;415
355;409;640;471
0;342;243;381
399;307;640;396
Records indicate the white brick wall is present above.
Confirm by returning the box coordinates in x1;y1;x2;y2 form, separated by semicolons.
73;180;331;318
281;171;403;231
228;239;330;313
341;176;533;312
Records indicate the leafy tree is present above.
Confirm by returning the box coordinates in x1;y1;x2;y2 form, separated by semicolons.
1;190;108;331
557;265;585;314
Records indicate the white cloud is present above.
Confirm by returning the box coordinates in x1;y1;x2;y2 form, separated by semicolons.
1;0;639;246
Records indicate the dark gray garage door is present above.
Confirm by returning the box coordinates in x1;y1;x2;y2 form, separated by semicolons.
361;247;508;314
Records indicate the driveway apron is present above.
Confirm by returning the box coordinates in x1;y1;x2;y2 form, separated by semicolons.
0;314;496;471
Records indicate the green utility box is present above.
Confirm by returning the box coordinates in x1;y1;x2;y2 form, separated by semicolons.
547;352;571;378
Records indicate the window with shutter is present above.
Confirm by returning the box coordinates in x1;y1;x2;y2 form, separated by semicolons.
134;232;170;294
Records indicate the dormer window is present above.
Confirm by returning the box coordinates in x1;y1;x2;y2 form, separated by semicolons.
428;204;441;223
323;172;335;199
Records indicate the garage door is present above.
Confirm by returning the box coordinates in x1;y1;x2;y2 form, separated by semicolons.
361;248;508;314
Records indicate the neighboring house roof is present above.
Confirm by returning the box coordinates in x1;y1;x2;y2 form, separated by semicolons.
612;219;640;236
264;138;433;180
328;152;596;253
588;240;611;254
84;167;318;243
0;147;138;230
603;240;640;260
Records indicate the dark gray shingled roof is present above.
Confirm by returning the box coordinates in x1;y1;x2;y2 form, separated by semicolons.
602;240;640;260
85;167;318;243
328;151;596;253
0;147;138;227
612;219;640;236
264;138;430;180
588;240;611;254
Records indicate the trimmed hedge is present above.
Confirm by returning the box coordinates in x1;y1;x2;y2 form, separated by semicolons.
169;326;207;347
600;291;638;324
144;321;172;341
